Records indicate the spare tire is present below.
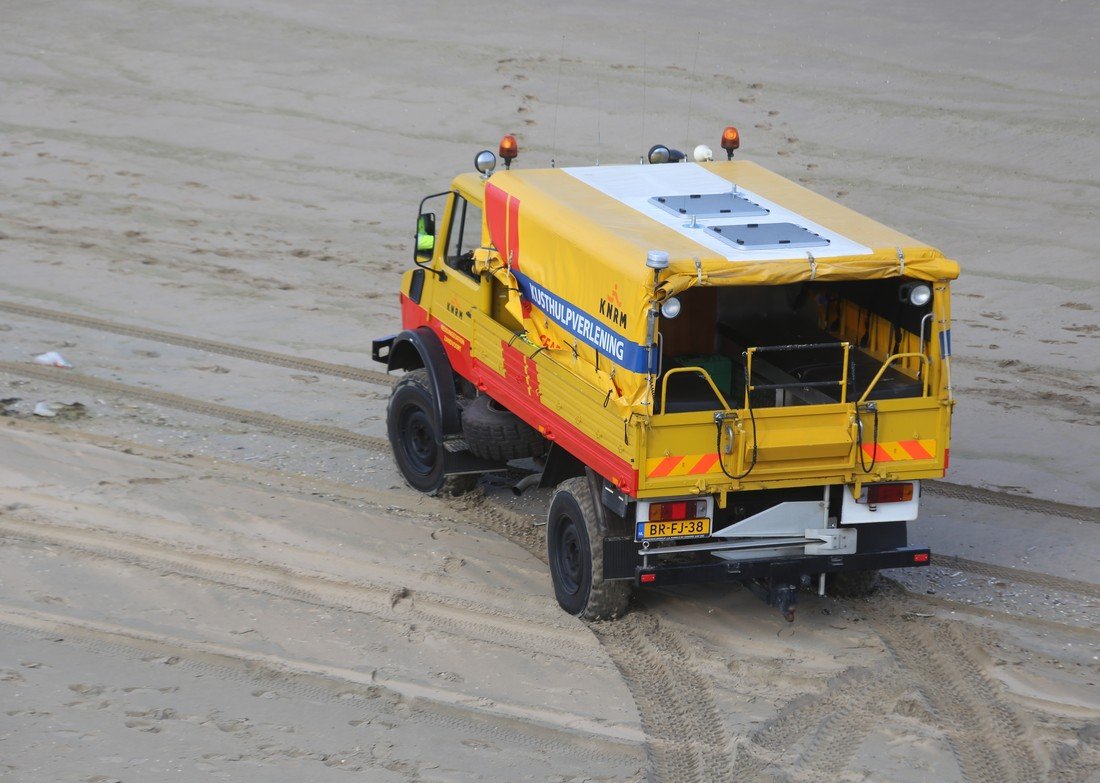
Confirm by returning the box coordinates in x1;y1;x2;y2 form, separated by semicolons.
462;395;546;461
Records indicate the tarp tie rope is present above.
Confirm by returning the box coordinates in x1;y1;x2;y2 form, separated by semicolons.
896;246;905;275
694;256;703;285
807;252;817;281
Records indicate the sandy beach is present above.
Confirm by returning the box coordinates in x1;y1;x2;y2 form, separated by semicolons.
1;1;1097;780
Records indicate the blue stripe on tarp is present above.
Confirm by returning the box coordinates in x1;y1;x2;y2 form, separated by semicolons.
940;328;952;358
512;269;653;373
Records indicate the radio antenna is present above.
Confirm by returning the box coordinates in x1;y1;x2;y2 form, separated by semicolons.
551;36;565;168
685;31;700;152
596;73;602;166
640;39;647;154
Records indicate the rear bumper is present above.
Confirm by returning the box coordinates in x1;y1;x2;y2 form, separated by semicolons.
634;546;930;587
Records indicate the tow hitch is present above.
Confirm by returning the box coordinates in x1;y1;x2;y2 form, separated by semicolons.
745;573;801;622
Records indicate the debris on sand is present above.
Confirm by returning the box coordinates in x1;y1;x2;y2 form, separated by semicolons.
32;401;88;420
33;351;73;368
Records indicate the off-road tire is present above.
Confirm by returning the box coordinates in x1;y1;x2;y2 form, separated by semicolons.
546;477;632;620
828;569;879;598
387;369;476;497
462;394;546;461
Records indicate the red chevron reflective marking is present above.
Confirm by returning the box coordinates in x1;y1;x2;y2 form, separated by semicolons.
690;453;719;474
649;456;683;478
899;440;934;460
863;443;894;462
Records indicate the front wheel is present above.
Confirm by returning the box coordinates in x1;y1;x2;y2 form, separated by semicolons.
546;477;632;620
387;369;475;496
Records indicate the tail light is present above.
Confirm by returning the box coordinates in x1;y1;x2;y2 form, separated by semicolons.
647;499;708;522
866;483;914;504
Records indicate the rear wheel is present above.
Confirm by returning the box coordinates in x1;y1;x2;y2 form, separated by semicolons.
546;477;632;620
387;370;476;496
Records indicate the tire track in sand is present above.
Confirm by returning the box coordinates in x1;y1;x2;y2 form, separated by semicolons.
0;299;395;386
873;611;1045;783
0;606;644;766
4;354;1095;525
0;515;608;672
0;360;390;451
4;357;1086;782
734;664;908;780
452;494;737;783
591;612;736;783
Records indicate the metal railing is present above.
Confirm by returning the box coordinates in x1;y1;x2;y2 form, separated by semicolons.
856;352;931;404
744;342;852;407
657;366;730;415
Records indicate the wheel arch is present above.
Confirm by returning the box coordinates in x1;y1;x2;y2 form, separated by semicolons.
387;327;462;438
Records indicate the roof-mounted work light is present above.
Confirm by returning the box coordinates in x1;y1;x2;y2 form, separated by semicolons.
899;283;932;307
647;145;685;164
648;145;670;165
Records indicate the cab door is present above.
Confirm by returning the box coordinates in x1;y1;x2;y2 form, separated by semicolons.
428;190;488;374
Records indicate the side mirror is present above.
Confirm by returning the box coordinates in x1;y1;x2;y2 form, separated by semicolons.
415;213;436;261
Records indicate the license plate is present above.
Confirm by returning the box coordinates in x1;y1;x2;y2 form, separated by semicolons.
636;518;712;540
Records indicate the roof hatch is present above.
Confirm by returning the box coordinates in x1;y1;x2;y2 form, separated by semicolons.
649;192;769;219
706;222;830;251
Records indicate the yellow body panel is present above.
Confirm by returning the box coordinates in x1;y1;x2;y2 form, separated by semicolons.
431;163;956;499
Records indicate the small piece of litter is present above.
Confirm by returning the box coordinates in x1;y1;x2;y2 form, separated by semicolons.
34;351;73;368
33;401;87;420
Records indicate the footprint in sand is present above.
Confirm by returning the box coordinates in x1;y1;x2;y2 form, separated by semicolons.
68;683;105;695
124;719;161;733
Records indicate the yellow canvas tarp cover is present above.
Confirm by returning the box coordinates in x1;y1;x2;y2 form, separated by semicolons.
474;160;958;412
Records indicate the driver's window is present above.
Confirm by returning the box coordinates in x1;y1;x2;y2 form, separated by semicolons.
446;196;482;279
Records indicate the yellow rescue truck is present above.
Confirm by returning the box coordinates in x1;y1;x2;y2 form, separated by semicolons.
374;129;957;621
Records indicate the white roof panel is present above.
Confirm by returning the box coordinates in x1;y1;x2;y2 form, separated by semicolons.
563;163;872;262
